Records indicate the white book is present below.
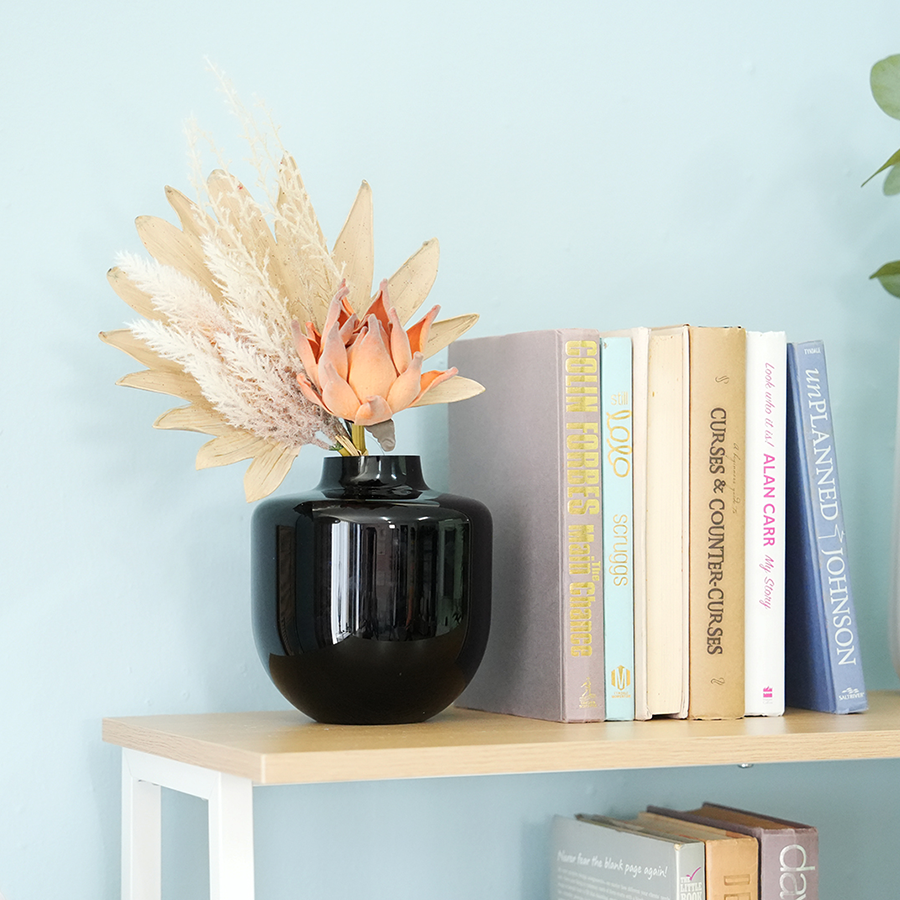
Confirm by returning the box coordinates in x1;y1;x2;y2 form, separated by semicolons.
744;330;786;715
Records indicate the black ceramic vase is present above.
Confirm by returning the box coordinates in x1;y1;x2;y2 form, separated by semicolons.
250;455;492;724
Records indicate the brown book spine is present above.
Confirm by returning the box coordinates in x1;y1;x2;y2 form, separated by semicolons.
687;326;747;719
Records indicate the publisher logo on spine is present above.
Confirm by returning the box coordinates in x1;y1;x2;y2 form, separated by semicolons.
610;665;631;693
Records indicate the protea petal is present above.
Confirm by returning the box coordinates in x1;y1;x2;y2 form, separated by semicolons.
337;315;357;345
320;363;362;420
387;305;412;372
411;374;485;407
347;318;397;400
406;304;440;356
319;320;349;381
291;321;320;387
386;352;424;413
321;293;346;340
296;372;326;409
354;395;393;426
415;366;459;402
363;280;392;332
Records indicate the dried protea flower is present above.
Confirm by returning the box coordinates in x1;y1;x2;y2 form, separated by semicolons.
292;279;466;428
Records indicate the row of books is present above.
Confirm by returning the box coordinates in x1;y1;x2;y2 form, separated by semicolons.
447;325;868;721
551;801;818;900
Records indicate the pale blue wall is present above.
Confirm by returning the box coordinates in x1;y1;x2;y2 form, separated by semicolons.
3;1;900;897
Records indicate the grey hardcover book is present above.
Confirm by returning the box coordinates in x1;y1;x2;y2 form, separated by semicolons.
551;815;706;900
449;330;605;721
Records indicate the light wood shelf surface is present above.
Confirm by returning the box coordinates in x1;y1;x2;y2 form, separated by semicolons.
102;690;900;786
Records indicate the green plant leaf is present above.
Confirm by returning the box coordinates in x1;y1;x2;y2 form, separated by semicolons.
862;148;900;186
870;260;900;297
872;54;900;120
885;165;900;195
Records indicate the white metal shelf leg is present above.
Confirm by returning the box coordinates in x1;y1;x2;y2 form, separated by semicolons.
122;751;162;900
119;748;256;900
208;772;255;900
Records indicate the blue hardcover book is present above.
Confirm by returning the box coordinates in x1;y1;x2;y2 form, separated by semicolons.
784;341;867;713
600;336;635;720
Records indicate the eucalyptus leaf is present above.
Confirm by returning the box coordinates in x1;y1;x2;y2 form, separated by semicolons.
872;54;900;120
870;260;900;297
863;148;900;186
885;165;900;196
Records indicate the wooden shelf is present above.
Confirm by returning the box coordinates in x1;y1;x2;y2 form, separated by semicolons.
102;689;900;786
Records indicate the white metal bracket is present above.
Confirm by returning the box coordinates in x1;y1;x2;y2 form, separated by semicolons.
120;748;255;900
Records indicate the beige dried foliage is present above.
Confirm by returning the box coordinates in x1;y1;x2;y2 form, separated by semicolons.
102;70;482;501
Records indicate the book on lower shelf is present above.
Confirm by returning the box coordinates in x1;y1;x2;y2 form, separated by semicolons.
448;329;606;722
551;814;706;900
784;340;867;714
633;812;758;900
647;802;818;900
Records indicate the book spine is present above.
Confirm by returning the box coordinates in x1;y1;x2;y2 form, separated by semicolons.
687;327;746;719
560;331;606;721
757;830;818;900
600;336;635;721
647;805;818;900
645;327;690;717
744;331;786;716
785;342;867;713
553;816;705;900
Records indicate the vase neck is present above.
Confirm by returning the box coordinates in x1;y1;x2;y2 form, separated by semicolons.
317;455;428;496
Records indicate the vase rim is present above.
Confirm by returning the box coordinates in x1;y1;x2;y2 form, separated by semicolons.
319;454;427;492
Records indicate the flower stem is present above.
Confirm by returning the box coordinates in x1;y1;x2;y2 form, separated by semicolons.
351;424;367;454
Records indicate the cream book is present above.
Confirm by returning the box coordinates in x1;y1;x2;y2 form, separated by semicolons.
645;325;690;717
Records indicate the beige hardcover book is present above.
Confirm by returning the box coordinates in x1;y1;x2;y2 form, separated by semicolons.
645;325;690;717
635;811;758;900
687;326;747;719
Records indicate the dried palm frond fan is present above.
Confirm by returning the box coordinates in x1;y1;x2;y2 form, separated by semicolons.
101;74;483;501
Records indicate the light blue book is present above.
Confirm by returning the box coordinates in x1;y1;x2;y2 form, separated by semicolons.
600;336;635;720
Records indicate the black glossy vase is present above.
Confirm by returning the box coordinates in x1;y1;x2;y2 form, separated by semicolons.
251;455;492;724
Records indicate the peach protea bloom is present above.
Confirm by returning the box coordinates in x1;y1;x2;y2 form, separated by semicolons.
100;80;483;501
292;280;460;432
